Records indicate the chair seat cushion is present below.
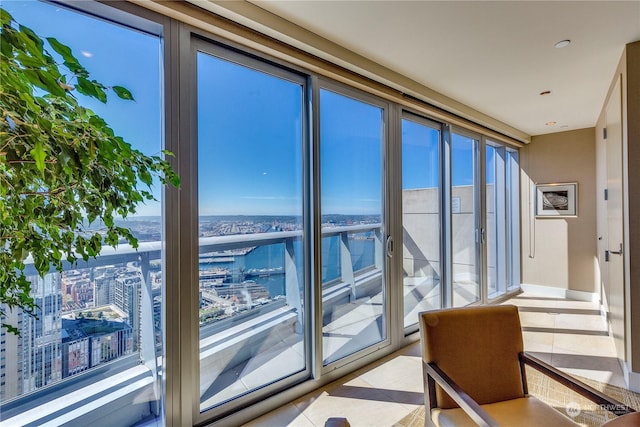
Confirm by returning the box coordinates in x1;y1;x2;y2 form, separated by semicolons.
431;395;580;427
601;412;640;426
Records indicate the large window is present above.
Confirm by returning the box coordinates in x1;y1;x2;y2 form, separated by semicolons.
319;88;387;365
196;47;307;411
0;2;166;425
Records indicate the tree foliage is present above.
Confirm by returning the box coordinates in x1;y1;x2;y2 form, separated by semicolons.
0;8;179;334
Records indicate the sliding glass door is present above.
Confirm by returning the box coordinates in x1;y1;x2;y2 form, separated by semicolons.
486;142;507;299
450;131;481;307
319;86;387;366
401;115;442;328
196;45;307;411
400;120;521;327
506;149;521;292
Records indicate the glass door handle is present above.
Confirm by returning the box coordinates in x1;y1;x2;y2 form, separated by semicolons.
476;228;486;244
386;235;393;258
610;243;623;255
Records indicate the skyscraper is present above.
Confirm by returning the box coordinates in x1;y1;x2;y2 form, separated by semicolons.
114;268;143;348
21;273;63;394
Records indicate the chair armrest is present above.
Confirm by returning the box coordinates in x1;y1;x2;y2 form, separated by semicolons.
423;361;500;427
520;352;635;416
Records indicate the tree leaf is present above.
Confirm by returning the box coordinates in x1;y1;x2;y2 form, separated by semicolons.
76;76;98;98
16;52;45;68
45;37;78;65
29;141;46;173
0;7;13;26
78;80;107;103
20;25;44;52
112;85;134;101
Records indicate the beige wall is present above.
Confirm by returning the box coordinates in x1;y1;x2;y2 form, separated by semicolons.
520;128;597;293
402;185;480;283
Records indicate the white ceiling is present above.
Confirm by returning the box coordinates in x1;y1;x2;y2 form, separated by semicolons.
246;0;640;137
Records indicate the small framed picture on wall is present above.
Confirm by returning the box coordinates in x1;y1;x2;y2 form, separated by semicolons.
535;183;578;217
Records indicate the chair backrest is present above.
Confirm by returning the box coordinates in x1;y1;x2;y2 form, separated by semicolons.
419;305;525;409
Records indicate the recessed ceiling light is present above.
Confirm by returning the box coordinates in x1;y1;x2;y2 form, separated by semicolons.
546;121;557;126
540;90;551;96
554;39;571;48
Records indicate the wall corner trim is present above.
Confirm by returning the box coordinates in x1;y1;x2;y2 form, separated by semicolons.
623;363;640;393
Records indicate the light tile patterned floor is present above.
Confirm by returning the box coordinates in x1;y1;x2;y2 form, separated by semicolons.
243;293;628;426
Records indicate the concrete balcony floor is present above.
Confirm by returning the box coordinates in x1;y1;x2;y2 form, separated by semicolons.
242;292;627;427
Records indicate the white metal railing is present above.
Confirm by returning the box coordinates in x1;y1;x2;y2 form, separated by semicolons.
2;222;383;424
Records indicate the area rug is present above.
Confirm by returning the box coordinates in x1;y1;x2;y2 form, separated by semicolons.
393;367;640;427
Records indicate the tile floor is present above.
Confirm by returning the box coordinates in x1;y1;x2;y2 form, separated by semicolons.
243;293;627;426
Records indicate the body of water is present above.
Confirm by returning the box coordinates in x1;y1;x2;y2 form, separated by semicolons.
200;237;376;297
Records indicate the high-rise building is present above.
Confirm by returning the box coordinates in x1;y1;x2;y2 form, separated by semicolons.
114;268;143;348
61;317;133;378
94;265;118;307
1;266;140;402
0;308;23;400
21;273;63;394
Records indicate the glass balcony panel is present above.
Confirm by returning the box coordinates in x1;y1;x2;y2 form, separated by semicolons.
401;118;442;328
322;235;342;284
196;52;306;411
319;89;386;366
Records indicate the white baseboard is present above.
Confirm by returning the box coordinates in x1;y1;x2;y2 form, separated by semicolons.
520;283;600;302
623;362;640;393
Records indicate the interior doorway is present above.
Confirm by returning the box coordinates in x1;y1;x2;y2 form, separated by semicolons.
604;75;626;362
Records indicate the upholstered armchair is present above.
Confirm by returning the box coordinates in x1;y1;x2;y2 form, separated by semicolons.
419;305;635;427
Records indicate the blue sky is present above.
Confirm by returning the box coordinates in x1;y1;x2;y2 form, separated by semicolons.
402;118;440;189
7;0;163;216
9;1;475;218
320;89;383;215
197;55;386;216
451;133;477;187
5;2;162;156
197;53;304;216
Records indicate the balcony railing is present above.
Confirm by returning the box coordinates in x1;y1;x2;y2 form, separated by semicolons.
1;222;383;426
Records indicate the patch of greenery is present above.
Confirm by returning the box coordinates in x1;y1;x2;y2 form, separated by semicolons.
0;8;179;335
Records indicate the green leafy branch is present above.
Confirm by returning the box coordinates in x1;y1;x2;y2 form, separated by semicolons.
0;8;179;334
